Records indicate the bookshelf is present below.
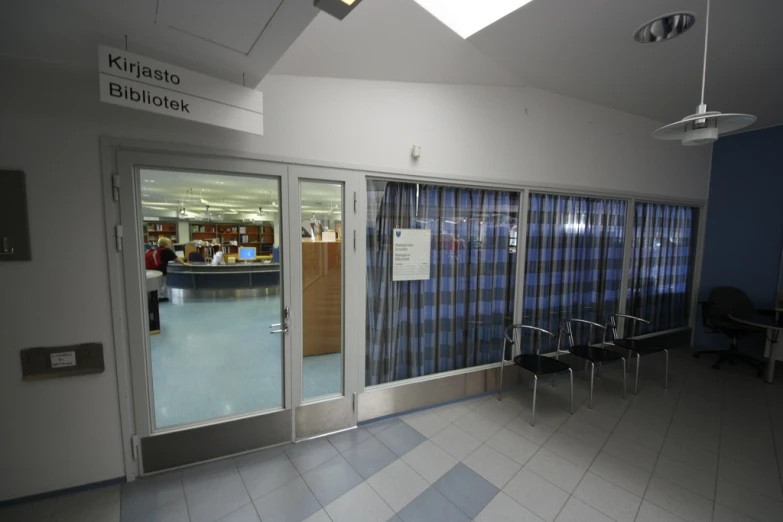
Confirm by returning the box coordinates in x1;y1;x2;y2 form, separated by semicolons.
188;221;275;255
144;221;178;244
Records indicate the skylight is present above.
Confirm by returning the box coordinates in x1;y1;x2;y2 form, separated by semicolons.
412;0;535;39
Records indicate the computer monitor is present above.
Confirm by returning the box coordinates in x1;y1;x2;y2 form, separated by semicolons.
238;247;256;261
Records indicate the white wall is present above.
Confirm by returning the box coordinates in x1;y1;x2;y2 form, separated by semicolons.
0;56;711;501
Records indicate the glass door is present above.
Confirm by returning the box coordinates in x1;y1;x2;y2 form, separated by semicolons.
117;152;293;475
288;165;360;439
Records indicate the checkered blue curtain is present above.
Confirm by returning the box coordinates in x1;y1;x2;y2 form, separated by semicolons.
524;193;627;349
626;203;696;335
366;180;519;385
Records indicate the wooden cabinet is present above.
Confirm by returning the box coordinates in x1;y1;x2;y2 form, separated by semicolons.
302;241;342;357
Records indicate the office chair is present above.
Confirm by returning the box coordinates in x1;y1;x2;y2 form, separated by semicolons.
188;252;206;263
497;325;573;426
559;319;627;409
608;314;669;394
693;286;764;374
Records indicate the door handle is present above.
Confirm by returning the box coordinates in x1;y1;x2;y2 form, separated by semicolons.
270;325;288;334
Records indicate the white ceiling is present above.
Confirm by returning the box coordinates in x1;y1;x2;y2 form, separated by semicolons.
0;0;318;86
272;0;783;129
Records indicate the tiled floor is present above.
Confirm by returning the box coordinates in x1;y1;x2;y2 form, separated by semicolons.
5;349;783;522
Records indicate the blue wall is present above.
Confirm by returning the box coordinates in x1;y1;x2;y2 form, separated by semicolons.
694;125;783;348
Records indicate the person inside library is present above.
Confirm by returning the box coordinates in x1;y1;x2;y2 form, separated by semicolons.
150;236;188;302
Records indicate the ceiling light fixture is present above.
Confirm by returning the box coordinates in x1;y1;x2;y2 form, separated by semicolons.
651;0;755;145
412;0;534;39
634;12;695;44
315;0;363;20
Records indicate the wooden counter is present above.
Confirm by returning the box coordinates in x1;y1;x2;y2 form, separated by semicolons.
302;240;342;357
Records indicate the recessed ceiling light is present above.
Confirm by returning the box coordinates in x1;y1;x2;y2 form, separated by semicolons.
634;12;695;44
413;0;534;39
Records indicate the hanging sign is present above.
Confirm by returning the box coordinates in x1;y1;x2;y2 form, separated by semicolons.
393;228;431;281
97;45;264;135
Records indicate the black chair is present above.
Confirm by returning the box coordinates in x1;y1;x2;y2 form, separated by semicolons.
693;286;764;374
497;325;573;426
608;314;669;395
558;319;627;408
188;252;206;263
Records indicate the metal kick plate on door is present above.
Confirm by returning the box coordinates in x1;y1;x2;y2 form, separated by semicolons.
20;343;105;380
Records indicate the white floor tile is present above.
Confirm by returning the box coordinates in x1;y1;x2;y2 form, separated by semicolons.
635;500;688;522
474;399;520;426
475;491;545;522
401;410;449;438
525;449;587;494
555;497;614;522
486;428;541;466
430;424;482;460
543;432;600;470
558;416;611;449
503;469;570;522
716;478;783;522
588;451;650;497
454;411;503;441
463;444;522;489
432;402;471;422
506;415;558;446
325;482;395;522
573;472;642;522
645;476;714;522
602;433;658;473
401;440;458;484
654;454;716;500
367;459;429;512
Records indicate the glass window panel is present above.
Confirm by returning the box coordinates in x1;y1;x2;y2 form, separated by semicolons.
366;180;519;386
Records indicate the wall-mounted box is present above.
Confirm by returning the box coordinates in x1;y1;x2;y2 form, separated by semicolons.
20;343;105;380
0;170;32;261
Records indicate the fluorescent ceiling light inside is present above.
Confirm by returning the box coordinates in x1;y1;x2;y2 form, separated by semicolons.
413;0;534;39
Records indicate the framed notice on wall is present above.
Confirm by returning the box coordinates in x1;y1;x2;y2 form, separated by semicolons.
393;228;431;281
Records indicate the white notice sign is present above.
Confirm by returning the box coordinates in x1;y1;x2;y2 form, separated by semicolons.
50;351;77;369
393;229;431;281
97;45;264;135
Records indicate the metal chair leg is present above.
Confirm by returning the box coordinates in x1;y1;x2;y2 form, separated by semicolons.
621;357;627;399
589;362;595;409
569;368;574;414
531;374;538;426
634;352;641;395
664;349;669;389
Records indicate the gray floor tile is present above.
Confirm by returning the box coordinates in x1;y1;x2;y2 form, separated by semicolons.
285;439;340;474
588;451;650;497
715;477;783;522
237;448;300;500
543;432;600;469
401;410;450;438
325;482;395;522
54;485;120;516
433;463;499;519
572;405;621;432
503;468;569;522
342;436;398;479
183;459;240;495
712;504;758;522
602;433;658;472
0;497;57;522
401;440;458;484
328;427;372;453
125;498;189;522
635;500;688;522
301;454;364;506
302;510;331;522
121;471;185;521
555;497;614;522
367;458;429;512
52;499;120;522
396;487;471;522
525;448;587;494
486;427;541;466
253;477;321;522
463;444;522;489
654;454;716;500
186;474;252;522
364;418;404;435
717;455;783;501
216;503;260;522
558;416;611;449
431;402;471;422
661;433;719;474
645;476;714;522
430;424;482;460
376;422;427;457
474;491;544;522
572;472;642;522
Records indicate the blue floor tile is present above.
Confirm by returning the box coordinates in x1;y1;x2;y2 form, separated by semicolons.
432;463;498;519
375;423;427;457
397;487;471;522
